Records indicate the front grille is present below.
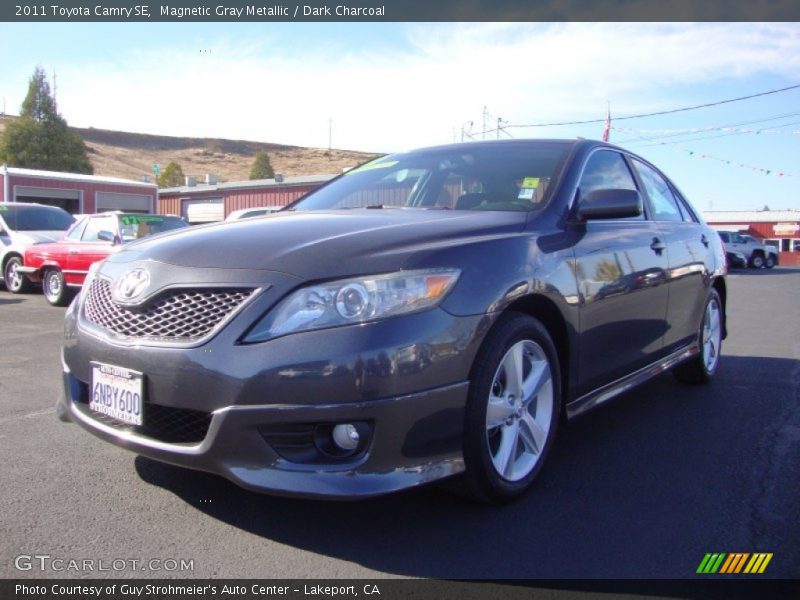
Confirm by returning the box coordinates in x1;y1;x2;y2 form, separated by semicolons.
73;388;212;444
84;278;253;342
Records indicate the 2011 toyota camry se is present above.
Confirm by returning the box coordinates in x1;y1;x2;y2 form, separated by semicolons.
58;139;727;502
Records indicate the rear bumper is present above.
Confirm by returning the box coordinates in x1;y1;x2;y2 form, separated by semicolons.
17;265;40;283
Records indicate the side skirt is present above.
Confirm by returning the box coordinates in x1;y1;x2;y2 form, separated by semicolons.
566;343;699;419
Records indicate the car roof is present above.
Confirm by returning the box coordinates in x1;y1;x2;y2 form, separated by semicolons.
399;138;590;155
0;202;69;211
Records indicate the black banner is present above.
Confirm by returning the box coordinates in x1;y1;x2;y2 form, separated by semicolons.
3;0;800;22
4;579;800;600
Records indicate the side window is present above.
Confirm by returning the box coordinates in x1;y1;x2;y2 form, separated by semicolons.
670;187;698;223
718;232;729;243
631;160;683;222
81;217;114;242
577;150;643;220
66;218;88;241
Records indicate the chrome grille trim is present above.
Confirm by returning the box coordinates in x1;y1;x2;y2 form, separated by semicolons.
83;278;255;342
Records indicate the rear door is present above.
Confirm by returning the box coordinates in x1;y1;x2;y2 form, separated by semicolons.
571;150;670;396
629;159;710;352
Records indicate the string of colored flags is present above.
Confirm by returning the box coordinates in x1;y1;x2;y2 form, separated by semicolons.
608;126;797;178
612;124;800;137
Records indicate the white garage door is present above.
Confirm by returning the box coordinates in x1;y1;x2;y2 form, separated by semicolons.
96;192;152;213
182;198;224;224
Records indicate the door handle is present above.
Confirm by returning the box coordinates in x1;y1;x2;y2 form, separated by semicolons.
650;238;666;253
68;249;79;254
701;234;709;247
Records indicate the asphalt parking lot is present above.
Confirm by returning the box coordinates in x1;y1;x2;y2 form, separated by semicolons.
0;268;798;581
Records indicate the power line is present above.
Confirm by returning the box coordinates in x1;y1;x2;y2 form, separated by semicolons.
628;120;800;147
615;112;800;145
507;83;800;129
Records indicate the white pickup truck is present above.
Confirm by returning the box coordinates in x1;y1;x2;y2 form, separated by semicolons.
717;231;779;268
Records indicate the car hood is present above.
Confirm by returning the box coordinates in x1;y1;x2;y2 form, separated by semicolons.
12;230;65;245
107;210;530;280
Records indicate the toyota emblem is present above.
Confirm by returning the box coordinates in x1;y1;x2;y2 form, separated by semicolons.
113;268;150;304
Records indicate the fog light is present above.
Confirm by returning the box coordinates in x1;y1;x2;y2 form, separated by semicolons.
332;423;360;451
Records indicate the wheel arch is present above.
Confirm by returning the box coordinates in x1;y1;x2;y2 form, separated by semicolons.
712;276;727;339
1;250;23;274
501;294;572;410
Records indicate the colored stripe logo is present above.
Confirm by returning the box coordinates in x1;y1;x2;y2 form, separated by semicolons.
697;553;773;574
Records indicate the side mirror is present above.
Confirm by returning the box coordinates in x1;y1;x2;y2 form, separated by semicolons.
577;189;642;220
97;230;118;244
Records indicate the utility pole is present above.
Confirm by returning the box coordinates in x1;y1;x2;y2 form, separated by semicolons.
461;121;473;142
482;106;488;140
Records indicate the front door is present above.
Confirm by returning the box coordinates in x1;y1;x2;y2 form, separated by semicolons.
571;150;670;396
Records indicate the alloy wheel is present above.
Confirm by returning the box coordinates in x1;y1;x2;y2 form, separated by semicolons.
485;340;553;482
702;298;722;373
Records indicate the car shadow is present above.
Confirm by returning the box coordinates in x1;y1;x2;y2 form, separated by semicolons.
728;266;800;276
134;355;800;583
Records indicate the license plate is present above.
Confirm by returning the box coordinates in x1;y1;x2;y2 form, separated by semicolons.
90;362;143;426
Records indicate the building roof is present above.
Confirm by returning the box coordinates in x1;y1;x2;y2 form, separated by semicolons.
703;210;800;223
160;173;337;195
2;165;155;188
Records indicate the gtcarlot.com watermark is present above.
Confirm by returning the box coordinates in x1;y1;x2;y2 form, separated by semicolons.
14;554;194;573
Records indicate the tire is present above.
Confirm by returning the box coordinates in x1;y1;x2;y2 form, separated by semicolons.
3;255;31;293
42;268;70;306
673;289;723;385
749;253;764;269
765;255;776;269
459;313;561;503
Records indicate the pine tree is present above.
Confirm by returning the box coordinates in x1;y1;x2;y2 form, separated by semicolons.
157;162;185;187
249;151;275;180
0;66;93;174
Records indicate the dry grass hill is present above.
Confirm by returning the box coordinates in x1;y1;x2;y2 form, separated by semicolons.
0;115;382;183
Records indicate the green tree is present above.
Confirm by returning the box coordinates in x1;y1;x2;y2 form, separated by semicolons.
157;162;185;187
249;151;275;180
0;66;93;174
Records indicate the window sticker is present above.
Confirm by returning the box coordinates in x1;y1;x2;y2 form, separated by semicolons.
120;215;165;225
518;177;540;200
521;177;540;189
347;160;399;175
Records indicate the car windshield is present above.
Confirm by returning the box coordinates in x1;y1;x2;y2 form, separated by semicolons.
290;143;569;212
0;204;75;231
117;215;188;242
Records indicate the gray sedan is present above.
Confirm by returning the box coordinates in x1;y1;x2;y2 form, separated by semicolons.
58;139;727;502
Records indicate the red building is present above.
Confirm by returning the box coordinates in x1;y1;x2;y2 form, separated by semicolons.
0;165;157;214
158;174;335;223
704;210;800;266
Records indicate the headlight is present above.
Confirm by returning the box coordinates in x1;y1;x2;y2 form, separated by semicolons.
244;268;461;342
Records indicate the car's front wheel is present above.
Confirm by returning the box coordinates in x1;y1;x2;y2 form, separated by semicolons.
460;313;561;503
750;253;765;269
3;256;31;293
673;289;723;384
43;268;70;306
765;255;776;269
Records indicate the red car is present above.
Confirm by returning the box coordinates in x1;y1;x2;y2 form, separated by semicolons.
21;212;188;305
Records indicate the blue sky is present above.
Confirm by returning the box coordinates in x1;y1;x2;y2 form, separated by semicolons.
1;22;799;212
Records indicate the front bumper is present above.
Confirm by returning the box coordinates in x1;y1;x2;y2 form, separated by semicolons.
60;294;491;498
